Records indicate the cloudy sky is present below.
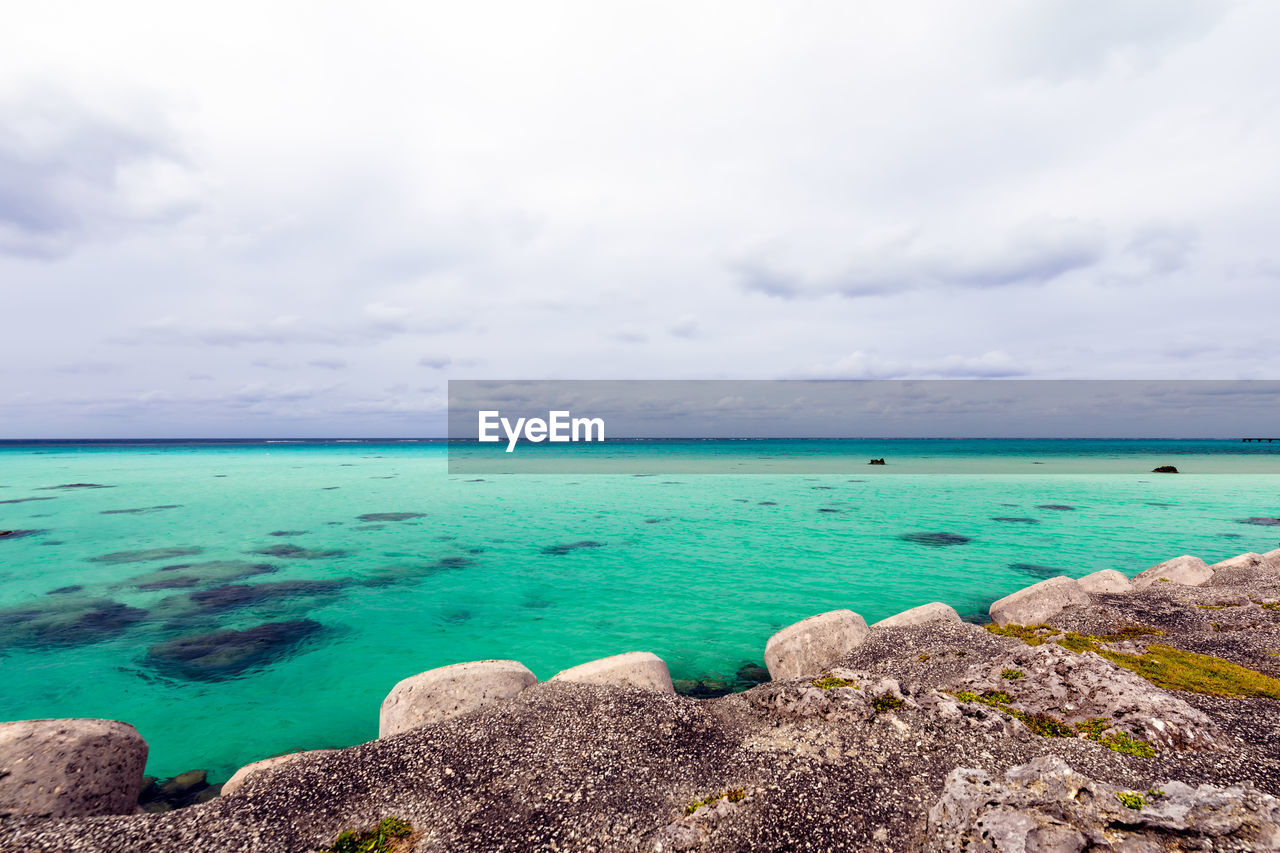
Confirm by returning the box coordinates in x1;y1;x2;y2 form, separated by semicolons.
3;1;1278;437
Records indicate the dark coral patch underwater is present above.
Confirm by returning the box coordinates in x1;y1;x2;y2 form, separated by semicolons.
900;532;972;547
250;544;348;559
541;541;605;556
91;547;204;564
356;512;426;522
144;619;324;681
1009;563;1063;580
0;598;147;650
128;561;277;591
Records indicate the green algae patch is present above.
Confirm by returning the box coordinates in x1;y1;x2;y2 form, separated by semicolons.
685;788;745;815
872;694;905;712
1000;668;1025;680
984;623;1059;645
327;818;412;853
1098;644;1280;698
810;675;859;691
1099;730;1157;757
1116;791;1145;810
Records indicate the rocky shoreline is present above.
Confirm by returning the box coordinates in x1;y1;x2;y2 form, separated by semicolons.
3;548;1280;851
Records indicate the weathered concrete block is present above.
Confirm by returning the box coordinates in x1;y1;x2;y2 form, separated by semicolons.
0;719;148;819
872;602;962;629
988;577;1089;626
379;660;536;738
1132;555;1212;590
1077;569;1132;594
221;749;336;796
764;609;870;680
550;651;674;694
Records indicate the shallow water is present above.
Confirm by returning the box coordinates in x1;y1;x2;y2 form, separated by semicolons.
1;440;1278;779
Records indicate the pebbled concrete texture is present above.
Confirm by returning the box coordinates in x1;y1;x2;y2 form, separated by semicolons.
379;659;536;738
0;719;148;820
764;609;870;680
988;576;1090;626
550;651;675;694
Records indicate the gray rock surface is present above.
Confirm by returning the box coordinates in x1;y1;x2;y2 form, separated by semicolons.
1132;554;1213;589
0;719;148;819
1076;568;1132;594
550;651;675;694
927;755;1280;851
221;750;336;796
379;659;536;738
872;602;961;629
764;609;870;679
956;641;1221;751
988;576;1090;626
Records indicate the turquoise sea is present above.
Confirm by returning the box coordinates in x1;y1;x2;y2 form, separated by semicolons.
2;439;1279;780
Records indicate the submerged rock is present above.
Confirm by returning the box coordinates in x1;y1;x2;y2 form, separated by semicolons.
248;544;348;559
0;529;45;540
990;516;1040;524
356;512;426;522
1008;562;1061;580
540;540;605;555
128;560;277;591
90;547;203;564
0;598;147;649
100;505;181;515
0;719;148;819
144;620;323;681
899;532;972;547
38;483;114;490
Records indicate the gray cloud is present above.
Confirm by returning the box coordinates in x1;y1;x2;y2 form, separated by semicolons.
0;90;196;259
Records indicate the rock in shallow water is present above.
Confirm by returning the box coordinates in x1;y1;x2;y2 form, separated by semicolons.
1132;554;1213;589
144;620;324;681
988;576;1089;626
380;660;537;737
764;609;870;679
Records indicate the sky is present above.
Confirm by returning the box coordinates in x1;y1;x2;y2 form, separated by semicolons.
2;1;1279;437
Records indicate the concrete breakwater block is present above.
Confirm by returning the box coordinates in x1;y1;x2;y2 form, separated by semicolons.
550;651;675;694
1132;555;1212;590
222;749;336;796
0;718;148;819
871;602;962;629
379;660;537;738
989;576;1089;626
764;609;870;680
1077;569;1132;594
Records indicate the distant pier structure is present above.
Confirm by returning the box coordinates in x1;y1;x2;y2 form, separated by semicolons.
1242;437;1278;442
